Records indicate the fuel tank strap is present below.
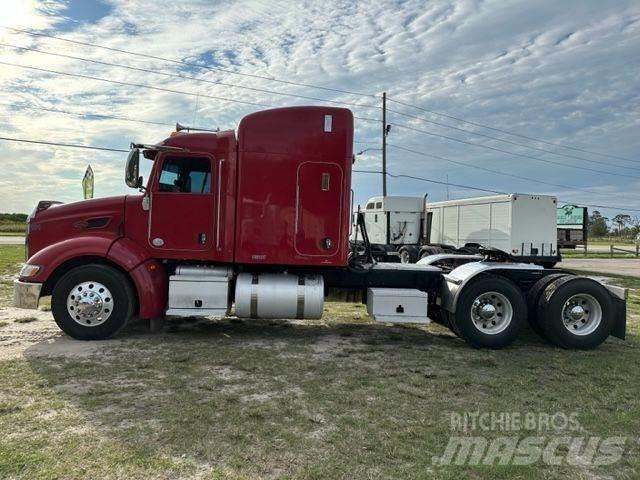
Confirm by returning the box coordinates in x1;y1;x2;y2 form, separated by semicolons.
250;274;259;318
296;276;306;319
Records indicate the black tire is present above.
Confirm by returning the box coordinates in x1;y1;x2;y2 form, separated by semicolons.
526;273;571;338
399;247;417;264
51;264;136;340
452;275;526;349
537;276;614;349
444;310;461;336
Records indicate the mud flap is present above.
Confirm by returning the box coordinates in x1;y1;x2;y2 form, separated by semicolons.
611;296;627;340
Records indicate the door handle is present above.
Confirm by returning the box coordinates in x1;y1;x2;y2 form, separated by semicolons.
198;233;207;245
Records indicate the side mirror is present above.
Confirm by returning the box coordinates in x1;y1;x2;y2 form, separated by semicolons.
125;148;143;189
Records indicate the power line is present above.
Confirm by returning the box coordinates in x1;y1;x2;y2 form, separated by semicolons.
12;40;626;178
386;96;638;165
0;61;381;127
353;169;505;194
0;101;378;144
0;101;171;127
353;169;640;212
0;60;274;109
1;25;376;99
386;111;640;172
384;120;640;179
0;42;380;111
1;134;638;212
387;143;607;195
0;136;128;152
5;26;631;170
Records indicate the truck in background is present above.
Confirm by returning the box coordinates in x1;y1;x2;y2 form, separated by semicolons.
351;194;560;267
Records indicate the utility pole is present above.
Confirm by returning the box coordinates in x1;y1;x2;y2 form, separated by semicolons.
382;91;387;197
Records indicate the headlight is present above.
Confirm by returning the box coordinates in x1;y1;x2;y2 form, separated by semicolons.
19;264;41;278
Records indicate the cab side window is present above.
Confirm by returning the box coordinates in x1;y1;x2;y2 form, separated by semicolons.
158;156;211;193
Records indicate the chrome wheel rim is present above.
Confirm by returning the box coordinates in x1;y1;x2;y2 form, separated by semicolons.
400;250;411;263
66;281;113;327
470;291;512;334
562;293;601;336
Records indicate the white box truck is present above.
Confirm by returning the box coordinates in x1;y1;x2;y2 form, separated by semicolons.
351;193;560;267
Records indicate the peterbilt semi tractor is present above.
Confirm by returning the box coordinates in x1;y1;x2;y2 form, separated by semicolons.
14;107;626;349
352;194;560;267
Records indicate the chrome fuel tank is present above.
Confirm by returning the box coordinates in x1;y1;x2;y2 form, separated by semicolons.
235;273;324;319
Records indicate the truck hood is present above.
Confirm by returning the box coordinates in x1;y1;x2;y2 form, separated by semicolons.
27;195;127;258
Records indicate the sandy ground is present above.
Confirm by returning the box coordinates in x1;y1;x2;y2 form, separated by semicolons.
558;257;640;278
0;306;150;360
0;308;331;362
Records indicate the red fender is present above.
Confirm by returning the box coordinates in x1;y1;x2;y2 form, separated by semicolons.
24;233;118;283
129;259;168;319
108;238;167;318
24;236;166;320
106;237;151;271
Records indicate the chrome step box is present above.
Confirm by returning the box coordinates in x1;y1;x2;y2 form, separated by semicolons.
166;266;232;317
366;288;429;323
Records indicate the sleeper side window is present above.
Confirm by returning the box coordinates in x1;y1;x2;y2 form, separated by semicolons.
158;156;211;193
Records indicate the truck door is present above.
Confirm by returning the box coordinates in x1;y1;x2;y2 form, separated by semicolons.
148;153;216;256
295;162;343;257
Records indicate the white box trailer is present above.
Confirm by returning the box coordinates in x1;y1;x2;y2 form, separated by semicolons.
351;194;560;266
350;196;425;246
427;194;558;262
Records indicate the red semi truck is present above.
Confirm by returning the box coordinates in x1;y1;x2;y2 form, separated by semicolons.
14;106;627;349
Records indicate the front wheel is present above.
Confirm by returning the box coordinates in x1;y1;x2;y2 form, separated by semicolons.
51;264;136;340
451;275;526;348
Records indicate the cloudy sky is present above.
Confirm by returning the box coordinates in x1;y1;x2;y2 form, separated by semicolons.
1;0;639;218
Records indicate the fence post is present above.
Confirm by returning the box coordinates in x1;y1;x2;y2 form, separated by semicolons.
610;244;614;258
636;244;639;258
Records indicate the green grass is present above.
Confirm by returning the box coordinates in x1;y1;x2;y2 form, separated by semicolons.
13;316;38;324
0;222;25;234
561;250;639;259
0;244;639;479
0;245;23;307
587;237;637;245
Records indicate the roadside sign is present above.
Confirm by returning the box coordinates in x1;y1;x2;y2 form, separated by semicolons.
557;205;586;226
82;165;94;199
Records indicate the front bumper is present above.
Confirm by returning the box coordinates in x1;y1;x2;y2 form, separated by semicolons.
13;279;42;310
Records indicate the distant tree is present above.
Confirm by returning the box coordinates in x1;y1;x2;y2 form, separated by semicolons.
588;211;609;237
612;214;631;236
629;217;640;239
0;213;28;223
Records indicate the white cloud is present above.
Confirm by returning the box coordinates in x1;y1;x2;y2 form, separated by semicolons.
0;0;639;218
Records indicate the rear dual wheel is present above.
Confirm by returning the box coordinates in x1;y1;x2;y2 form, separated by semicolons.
526;273;570;337
451;275;526;349
537;277;614;349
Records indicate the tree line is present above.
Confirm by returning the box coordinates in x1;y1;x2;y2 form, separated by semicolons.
588;211;640;239
0;213;28;223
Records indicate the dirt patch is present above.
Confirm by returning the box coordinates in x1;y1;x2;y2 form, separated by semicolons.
0;307;134;360
0;307;59;360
